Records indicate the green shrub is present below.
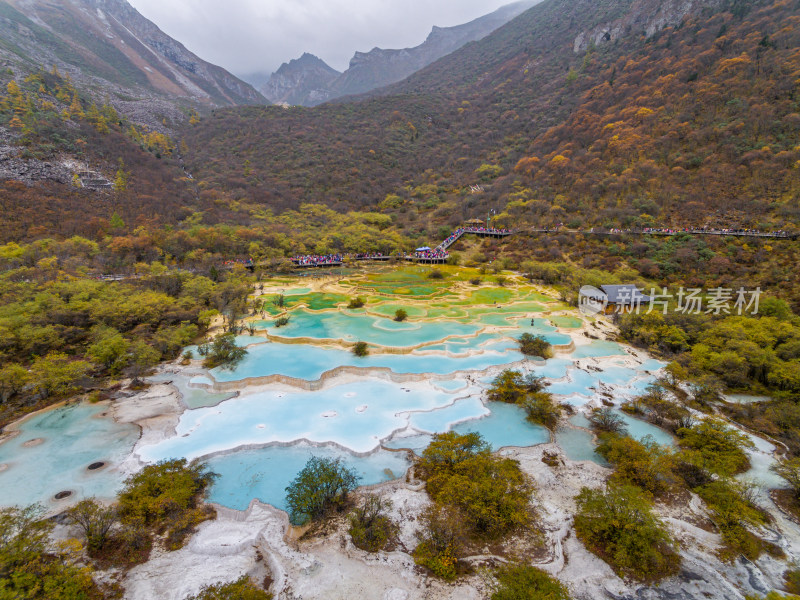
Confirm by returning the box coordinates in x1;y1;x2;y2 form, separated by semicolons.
574;483;681;582
427;269;445;280
676;417;754;476
417;431;491;477
394;308;408;322
66;499;118;554
0;505;102;599
694;478;767;560
785;568;800;595
596;434;674;496
198;333;247;369
772;458;800;499
187;576;272;600
274;316;290;327
588;408;627;434
117;458;216;548
518;333;553;358
348;495;396;552
347;297;365;309
412;505;467;580
285;456;361;525
491;564;570;600
420;432;533;538
487;370;526;403
520;391;562;430
352;341;369;357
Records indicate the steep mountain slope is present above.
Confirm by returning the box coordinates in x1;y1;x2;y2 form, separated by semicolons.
258;0;539;107
323;0;540;102
382;0;731;96
0;0;265;124
182;0;798;230
260;53;340;106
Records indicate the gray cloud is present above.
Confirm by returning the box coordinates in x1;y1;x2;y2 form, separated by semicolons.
126;0;515;78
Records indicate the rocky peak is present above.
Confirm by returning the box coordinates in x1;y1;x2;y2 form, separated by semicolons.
258;0;540;107
260;53;341;106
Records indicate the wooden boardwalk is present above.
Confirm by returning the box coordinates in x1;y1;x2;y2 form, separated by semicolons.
437;227;513;251
522;227;797;240
212;224;795;275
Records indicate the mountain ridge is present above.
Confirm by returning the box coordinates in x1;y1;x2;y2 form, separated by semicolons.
0;0;266;127
259;0;539;106
260;53;341;107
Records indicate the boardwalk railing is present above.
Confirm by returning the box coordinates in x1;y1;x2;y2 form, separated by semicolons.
436;227;514;251
582;228;797;239
214;224;795;273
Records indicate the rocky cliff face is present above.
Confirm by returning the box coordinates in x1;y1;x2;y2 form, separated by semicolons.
259;0;539;107
0;0;266;123
260;53;340;106
571;0;724;53
325;0;539;101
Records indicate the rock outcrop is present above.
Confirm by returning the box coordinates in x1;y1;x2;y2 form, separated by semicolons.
0;0;266;126
260;53;341;106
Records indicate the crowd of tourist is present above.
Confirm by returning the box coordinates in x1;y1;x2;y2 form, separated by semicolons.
438;226;512;250
414;249;450;260
595;227;790;238
292;254;344;266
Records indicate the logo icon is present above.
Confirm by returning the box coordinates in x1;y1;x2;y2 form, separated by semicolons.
579;285;608;316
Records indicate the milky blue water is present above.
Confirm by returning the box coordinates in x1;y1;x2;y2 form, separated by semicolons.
432;379;470;392
556;427;606;465
148;372;236;409
233;335;270;347
384;404;551;453
547;369;601;397
529;359;573;380
618;412;674;446
571;340;627;358
0;402;139;508
638;359;667;372
211;343;528;382
259;309;481;347
451;402;550;448
0;278;694;516
568;411;673;446
627;377;659;395
205;443;412;512
555;410;672;465
138;379;465;458
739;432;784;489
408;396;489;433
422;333;515;354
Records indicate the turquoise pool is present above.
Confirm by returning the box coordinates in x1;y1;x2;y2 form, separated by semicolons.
0;402;139;508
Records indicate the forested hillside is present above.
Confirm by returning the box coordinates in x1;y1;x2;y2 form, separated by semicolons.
184;0;798;234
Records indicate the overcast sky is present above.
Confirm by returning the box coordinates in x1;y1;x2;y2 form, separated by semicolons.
126;0;516;79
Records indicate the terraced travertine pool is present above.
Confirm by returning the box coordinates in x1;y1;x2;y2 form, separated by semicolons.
1;266;706;513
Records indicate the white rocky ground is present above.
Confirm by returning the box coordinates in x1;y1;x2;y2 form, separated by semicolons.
59;288;800;599
104;434;800;600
